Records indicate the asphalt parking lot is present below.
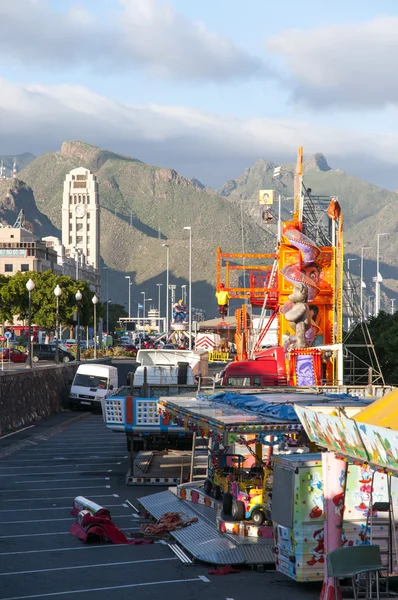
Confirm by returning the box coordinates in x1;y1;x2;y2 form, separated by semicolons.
0;410;321;600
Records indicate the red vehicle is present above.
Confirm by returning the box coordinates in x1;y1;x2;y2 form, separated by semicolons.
0;348;27;363
222;346;287;387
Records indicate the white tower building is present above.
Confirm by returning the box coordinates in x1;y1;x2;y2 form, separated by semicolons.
62;167;100;270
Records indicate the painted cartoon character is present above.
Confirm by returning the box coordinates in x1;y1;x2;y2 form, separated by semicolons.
333;492;345;517
355;524;370;546
307;528;324;565
309;473;323;519
341;528;353;547
353;467;379;516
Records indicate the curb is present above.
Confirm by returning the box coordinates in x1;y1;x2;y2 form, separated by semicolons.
0;412;91;459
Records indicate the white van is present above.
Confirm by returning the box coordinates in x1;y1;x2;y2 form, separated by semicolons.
69;364;118;410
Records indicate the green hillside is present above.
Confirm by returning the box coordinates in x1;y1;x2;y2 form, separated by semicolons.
16;141;273;314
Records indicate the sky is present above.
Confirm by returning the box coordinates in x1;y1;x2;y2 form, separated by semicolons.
1;0;398;188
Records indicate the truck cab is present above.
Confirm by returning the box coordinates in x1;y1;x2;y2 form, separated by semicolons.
222;346;287;387
69;364;118;410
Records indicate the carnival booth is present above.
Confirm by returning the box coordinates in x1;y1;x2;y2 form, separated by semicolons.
294;389;398;598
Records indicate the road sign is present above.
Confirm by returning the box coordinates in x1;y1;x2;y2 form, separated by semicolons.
0;336;5;343
4;331;12;340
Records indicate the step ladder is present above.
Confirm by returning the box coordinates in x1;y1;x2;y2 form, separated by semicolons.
364;473;398;596
189;433;209;482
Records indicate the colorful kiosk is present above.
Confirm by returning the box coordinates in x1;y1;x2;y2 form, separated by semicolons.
294;388;398;598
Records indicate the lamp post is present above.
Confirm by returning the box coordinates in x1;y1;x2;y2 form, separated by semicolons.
75;290;82;362
376;232;389;317
183;227;192;349
54;284;62;364
181;284;187;305
92;294;98;359
141;291;146;319
156;283;163;331
360;246;370;319
106;299;112;335
162;243;169;330
26;278;35;368
125;276;131;318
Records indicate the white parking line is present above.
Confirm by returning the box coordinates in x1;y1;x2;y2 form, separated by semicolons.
0;544;135;556
0;528;141;539
4;485;111;493
1;514;136;524
0;576;207;599
4;493;118;503
0;469;113;477
0;502;122;512
0;463;120;470
0;557;177;577
2;455;128;461
13;477;110;483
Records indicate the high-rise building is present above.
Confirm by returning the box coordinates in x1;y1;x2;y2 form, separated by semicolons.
62;167;100;270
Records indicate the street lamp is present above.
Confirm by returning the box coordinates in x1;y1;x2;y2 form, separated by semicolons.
26;278;35;368
156;283;163;327
75;290;82;361
181;284;187;305
92;294;98;359
183;226;192;349
54;284;62;364
360;246;370;319
125;276;131;318
141;291;146;319
106;299;112;335
162;243;169;330
376;232;389;317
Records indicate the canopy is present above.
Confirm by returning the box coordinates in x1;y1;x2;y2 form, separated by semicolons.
353;387;398;429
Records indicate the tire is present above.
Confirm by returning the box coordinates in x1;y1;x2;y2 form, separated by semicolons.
204;479;212;495
32;355;39;363
251;509;265;526
214;485;222;500
231;499;245;520
63;356;70;363
223;492;233;515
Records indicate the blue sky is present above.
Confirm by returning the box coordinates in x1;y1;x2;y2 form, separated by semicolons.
1;0;398;188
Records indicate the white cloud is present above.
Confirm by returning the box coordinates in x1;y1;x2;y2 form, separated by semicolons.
267;17;398;108
1;77;398;177
0;0;263;82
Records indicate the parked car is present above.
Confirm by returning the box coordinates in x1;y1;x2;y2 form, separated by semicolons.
64;339;77;348
113;343;137;352
0;348;27;363
30;344;75;363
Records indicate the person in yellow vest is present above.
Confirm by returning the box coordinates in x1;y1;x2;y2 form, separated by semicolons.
215;283;230;319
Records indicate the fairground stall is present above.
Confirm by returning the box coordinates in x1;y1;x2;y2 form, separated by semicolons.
294;387;398;599
135;390;376;567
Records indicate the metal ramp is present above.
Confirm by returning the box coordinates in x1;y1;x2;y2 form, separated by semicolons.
127;450;191;485
138;489;275;565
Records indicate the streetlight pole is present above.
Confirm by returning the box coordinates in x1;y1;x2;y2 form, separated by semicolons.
181;284;187;305
156;284;162;331
54;284;62;364
360;246;370;320
106;299;112;334
183;226;192;349
92;294;98;359
376;232;389;317
141;291;146;319
26;278;35;369
125;276;131;318
75;290;82;362
162;244;169;331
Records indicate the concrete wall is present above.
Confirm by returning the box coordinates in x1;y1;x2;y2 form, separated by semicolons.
0;363;79;435
0;359;111;435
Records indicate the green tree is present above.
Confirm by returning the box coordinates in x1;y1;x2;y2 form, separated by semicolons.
0;270;100;336
106;302;128;332
347;311;398;384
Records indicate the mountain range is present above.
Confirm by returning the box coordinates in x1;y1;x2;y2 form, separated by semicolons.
0;141;396;316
